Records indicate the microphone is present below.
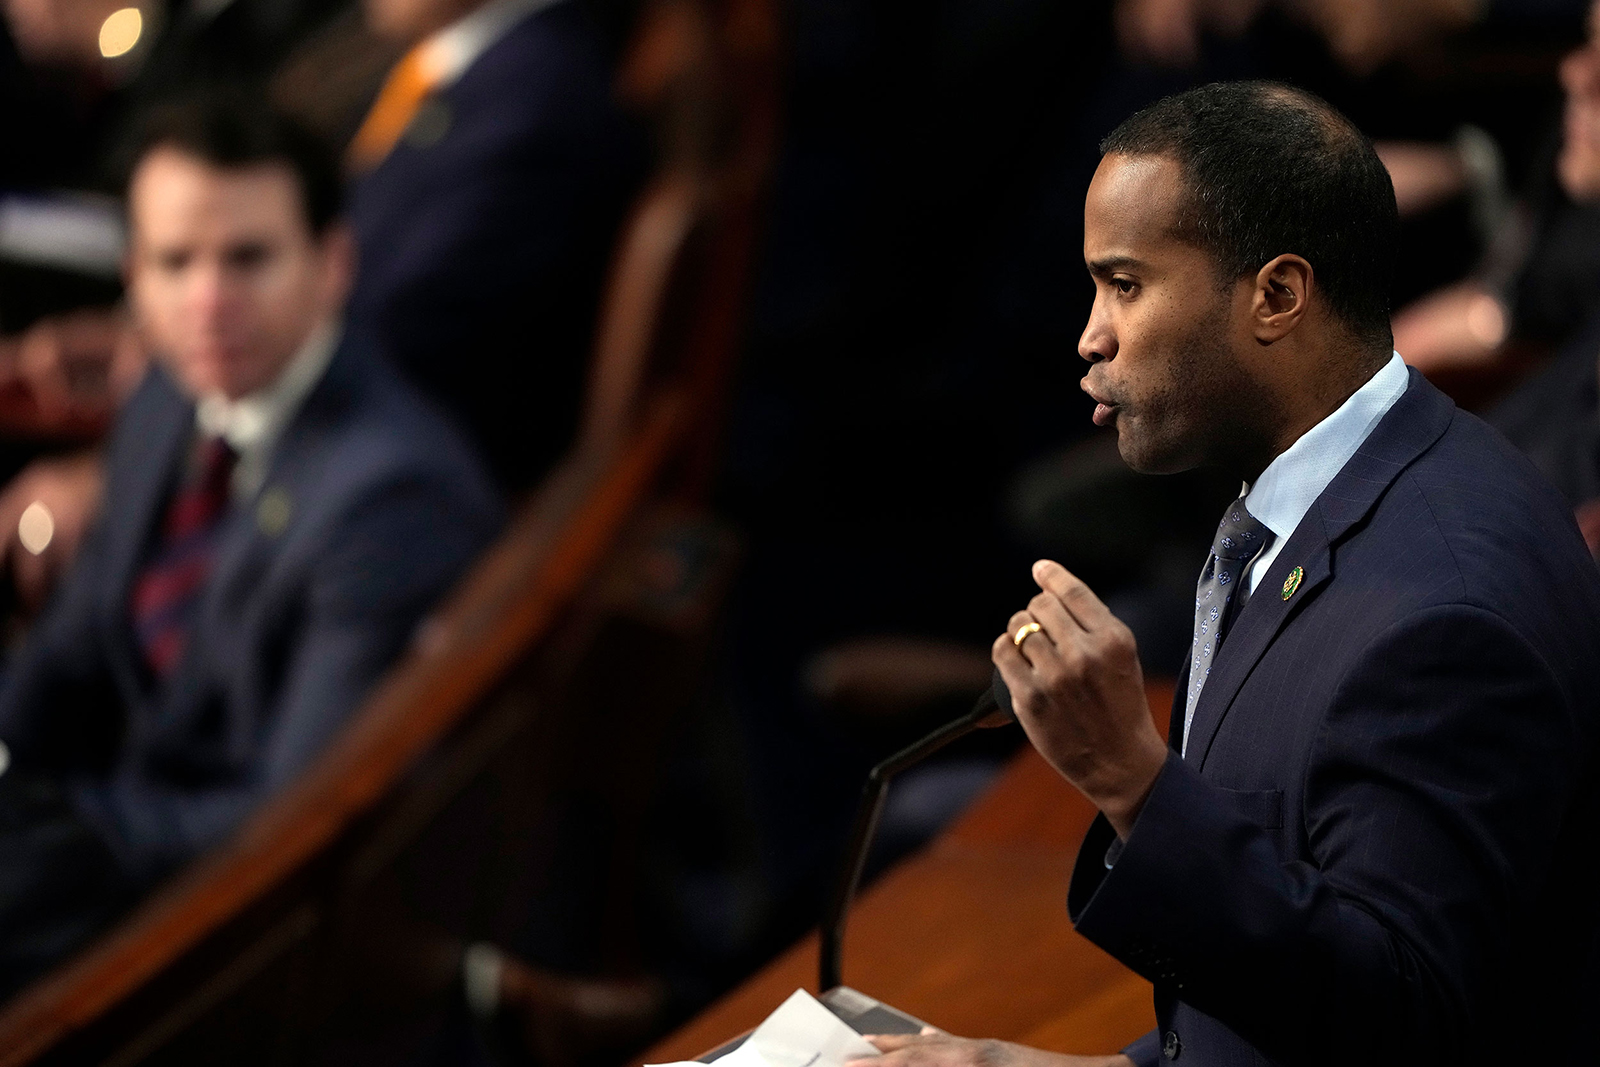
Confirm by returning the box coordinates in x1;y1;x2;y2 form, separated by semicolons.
818;670;1016;993
985;666;1016;722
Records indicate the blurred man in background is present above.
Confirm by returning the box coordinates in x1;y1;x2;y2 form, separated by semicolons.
0;99;501;997
1488;0;1600;550
1382;0;1600;377
0;0;396;609
347;0;643;488
0;0;642;614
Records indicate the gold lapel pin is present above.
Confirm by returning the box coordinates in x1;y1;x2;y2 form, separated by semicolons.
405;100;452;149
256;487;293;537
1281;565;1304;600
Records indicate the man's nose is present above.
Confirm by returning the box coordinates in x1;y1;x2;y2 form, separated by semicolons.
189;263;235;322
1078;300;1115;364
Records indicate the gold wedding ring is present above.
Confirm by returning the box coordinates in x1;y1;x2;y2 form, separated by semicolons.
1013;621;1042;647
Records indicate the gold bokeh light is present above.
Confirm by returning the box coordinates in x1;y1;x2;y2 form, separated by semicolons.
99;8;143;59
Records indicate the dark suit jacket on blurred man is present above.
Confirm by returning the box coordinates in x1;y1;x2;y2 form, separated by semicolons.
0;331;501;997
0;333;501;879
347;0;643;489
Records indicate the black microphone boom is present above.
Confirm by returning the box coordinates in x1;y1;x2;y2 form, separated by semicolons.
818;671;1016;993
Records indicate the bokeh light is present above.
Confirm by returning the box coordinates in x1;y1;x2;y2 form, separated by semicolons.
98;8;143;59
18;501;54;556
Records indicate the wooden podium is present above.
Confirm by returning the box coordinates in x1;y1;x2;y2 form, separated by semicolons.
640;684;1172;1063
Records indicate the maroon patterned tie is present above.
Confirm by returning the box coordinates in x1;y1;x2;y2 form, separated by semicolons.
130;436;237;679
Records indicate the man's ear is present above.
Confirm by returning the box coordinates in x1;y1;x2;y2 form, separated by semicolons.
318;221;358;309
121;227;139;299
1251;254;1313;344
121;242;146;335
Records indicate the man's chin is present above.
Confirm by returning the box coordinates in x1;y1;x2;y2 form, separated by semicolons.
1114;431;1194;476
171;359;263;401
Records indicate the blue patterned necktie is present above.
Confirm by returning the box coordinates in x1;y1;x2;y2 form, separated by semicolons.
1182;497;1272;754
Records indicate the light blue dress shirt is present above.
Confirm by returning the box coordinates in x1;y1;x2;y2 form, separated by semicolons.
1242;352;1411;595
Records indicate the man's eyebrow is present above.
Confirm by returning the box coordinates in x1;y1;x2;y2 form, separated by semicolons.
1086;255;1144;278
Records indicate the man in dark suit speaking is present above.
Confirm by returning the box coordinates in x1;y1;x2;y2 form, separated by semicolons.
854;84;1600;1067
0;101;502;998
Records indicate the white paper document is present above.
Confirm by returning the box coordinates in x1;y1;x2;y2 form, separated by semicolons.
648;988;881;1067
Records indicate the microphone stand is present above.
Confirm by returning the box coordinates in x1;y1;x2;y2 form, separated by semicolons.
819;680;1014;993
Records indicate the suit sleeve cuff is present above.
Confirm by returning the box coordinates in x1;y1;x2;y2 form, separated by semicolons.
1066;750;1215;981
1066;750;1191;926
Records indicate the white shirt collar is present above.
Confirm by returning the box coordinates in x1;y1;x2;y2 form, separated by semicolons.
418;0;566;88
194;320;340;500
1241;351;1411;592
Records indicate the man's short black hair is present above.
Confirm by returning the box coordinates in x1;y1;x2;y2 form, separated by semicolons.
123;94;342;236
1100;81;1397;352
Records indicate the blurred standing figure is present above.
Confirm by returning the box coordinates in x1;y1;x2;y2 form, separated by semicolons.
1489;0;1600;553
347;0;643;489
1556;0;1600;204
0;99;501;999
1386;0;1600;375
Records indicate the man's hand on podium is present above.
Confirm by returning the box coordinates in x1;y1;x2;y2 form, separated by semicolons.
848;1029;1134;1067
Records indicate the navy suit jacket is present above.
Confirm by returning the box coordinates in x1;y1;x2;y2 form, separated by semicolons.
347;0;644;489
0;339;503;886
1067;371;1600;1067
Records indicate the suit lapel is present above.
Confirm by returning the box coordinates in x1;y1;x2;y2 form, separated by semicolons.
1183;369;1457;767
1184;529;1333;765
203;346;349;618
1168;658;1189;752
204;343;354;611
98;370;193;642
185;345;355;761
